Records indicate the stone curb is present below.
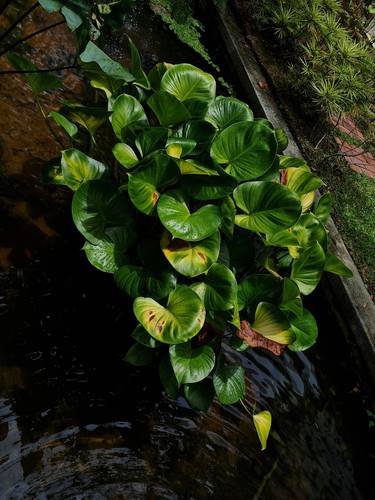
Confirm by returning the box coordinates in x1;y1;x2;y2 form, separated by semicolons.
214;5;375;385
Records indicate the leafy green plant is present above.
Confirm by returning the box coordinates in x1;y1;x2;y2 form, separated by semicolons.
242;0;375;117
41;41;352;450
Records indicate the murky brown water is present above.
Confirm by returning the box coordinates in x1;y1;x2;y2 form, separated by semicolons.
0;1;374;498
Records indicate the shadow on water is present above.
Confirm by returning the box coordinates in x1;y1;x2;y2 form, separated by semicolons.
0;1;374;498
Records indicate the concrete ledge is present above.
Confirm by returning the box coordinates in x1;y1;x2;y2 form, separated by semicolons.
214;5;375;384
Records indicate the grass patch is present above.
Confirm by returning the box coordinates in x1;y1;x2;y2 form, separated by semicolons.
303;136;375;295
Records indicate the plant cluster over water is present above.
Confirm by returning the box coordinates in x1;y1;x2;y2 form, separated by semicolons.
8;27;352;449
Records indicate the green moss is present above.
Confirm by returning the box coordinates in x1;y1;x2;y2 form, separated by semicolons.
149;0;219;70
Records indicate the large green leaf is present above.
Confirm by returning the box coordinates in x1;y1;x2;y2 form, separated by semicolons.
220;196;236;239
39;0;90;30
111;94;148;141
290;242;326;295
181;174;236;201
157;191;222;241
205;96;253;130
128;36;150;89
253;411;272;451
184;379;215;411
133;285;205;344
288;308;318;351
161;230;220;278
71;180;133;244
124;342;154;366
210;121;277;180
279;278;302;318
131;324;159;348
147;91;190;126
83;226;134;273
177;120;217;152
284;166;323;211
128;156;180;215
234;181;302;234
148;62;173;91
237;274;282;313
169;343;215;384
166;138;196;158
252;302;294;344
61;148;108;190
114;265;176;299
80;41;134;81
266;213;328;253
8;52;62;94
160;63;216;112
314;193;332;223
135;127;168;157
159;355;179;398
324;252;353;277
112;143;139;170
177;159;219;176
191;263;237;311
285;166;324;196
61;102;109;137
213;361;245;405
49;111;78;137
275;127;288;152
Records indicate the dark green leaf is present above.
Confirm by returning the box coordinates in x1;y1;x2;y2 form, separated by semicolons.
131;324;159;348
159;355;179;398
169;342;215;384
288;308;318;351
124;342;154;366
184;379;215;411
80;41;134;81
114;264;176;299
147;91;190;126
157;190;222;241
191;263;237;311
324;251;353;277
71;180;133;245
8;52;62;94
210;121;277;180
111;94;148;141
291;242;326;295
213;361;245;405
234;181;302;234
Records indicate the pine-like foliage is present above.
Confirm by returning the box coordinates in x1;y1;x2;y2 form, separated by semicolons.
244;0;375;117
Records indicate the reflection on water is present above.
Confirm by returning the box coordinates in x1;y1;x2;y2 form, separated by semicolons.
0;251;374;499
0;0;374;498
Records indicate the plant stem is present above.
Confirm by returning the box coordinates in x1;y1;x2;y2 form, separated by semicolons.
0;20;65;57
0;64;76;75
36;96;64;149
240;399;254;417
0;2;39;44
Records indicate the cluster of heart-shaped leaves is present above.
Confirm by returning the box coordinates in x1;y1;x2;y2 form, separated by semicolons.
47;40;352;449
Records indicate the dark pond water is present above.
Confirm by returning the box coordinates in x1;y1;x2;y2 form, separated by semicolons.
0;1;375;498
